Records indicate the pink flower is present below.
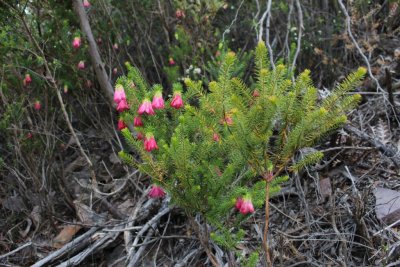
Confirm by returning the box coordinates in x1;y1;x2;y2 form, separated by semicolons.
148;185;166;198
238;198;254;215
175;9;185;19
152;91;165;110
63;84;69;94
252;90;260;97
83;0;91;8
235;198;243;210
78;60;85;70
113;43;119;51
138;99;155;115
144;134;158;152
170;92;183;109
72;36;81;49
116;99;129;112
23;74;32;86
213;132;220;142
134;116;143;127
136;132;144;140
113;84;126;104
25;74;32;83
117;119;127;131
34;100;41;111
27;132;33;139
169;57;176;66
220;115;233;125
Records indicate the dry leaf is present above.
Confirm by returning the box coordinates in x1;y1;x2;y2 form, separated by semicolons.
52;225;82;248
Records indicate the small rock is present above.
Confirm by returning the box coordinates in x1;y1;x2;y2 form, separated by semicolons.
375;187;400;225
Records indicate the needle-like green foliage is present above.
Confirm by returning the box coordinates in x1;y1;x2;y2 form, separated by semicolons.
117;41;365;249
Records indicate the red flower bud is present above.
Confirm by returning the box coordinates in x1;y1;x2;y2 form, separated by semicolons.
170;92;183;109
252;90;260;97
34;100;41;111
117;119;127;131
83;0;91;8
72;36;81;49
175;9;185;19
144;134;158;152
134;116;143;127
78;60;85;70
148;185;166;198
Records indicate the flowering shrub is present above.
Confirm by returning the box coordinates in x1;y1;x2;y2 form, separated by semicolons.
117;42;365;251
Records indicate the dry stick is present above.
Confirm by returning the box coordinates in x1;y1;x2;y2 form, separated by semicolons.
263;181;272;267
290;0;303;76
31;227;99;267
222;0;245;43
72;0;114;104
258;0;275;69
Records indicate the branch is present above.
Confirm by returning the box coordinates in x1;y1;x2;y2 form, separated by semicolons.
73;0;114;104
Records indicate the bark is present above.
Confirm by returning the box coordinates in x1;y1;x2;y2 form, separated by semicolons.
73;0;114;104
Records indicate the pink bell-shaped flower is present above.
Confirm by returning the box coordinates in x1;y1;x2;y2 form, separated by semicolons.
113;84;126;104
72;36;81;49
117;119;127;131
220;115;233;126
23;74;32;86
83;0;91;8
252;90;260;97
144;134;158;152
34;100;41;111
77;60;85;70
134;116;143;127
237;197;254;215
152;91;165;110
235;198;243;210
138;99;155;115
175;9;185;19
148;185;166;198
116;99;129;112
169;57;176;66
136;132;144;140
213;132;220;142
170;92;183;109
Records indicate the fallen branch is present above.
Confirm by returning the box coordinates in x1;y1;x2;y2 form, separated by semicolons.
31;227;99;267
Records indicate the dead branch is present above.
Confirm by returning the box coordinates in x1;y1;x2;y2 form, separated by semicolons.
72;0;114;104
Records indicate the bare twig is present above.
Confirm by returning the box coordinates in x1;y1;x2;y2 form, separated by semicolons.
290;0;303;76
0;242;32;260
31;227;99;267
258;0;275;68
